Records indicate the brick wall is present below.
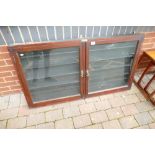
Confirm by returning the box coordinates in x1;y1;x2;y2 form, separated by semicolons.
0;46;21;95
141;33;155;50
0;32;155;96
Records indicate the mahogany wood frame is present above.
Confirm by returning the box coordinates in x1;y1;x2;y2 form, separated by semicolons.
8;34;144;108
8;40;85;107
85;34;144;98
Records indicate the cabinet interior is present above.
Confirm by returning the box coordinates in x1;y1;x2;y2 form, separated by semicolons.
8;35;143;107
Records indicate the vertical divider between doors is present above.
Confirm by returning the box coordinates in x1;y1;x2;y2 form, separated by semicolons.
80;40;86;98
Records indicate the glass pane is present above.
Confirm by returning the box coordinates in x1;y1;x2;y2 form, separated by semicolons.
19;47;80;103
88;41;138;93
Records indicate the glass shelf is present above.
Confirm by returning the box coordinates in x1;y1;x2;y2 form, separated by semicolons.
88;41;137;93
19;46;81;102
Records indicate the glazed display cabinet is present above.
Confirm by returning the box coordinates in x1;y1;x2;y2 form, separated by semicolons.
8;34;143;107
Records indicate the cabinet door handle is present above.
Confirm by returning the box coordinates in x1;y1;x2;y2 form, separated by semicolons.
86;69;89;77
81;70;84;77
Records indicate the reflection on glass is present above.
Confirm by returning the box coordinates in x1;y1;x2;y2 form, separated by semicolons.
89;41;138;92
19;47;80;102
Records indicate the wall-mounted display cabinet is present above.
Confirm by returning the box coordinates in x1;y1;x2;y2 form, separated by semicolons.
8;34;144;108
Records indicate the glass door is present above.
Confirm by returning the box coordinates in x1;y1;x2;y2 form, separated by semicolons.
86;36;142;96
9;41;84;107
8;35;143;107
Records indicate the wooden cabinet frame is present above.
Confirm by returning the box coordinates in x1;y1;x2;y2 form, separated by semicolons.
85;35;144;98
8;40;84;107
8;34;144;108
